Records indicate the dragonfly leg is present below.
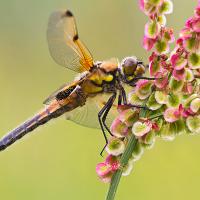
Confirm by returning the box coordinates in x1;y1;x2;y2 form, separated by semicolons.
127;104;151;110
98;93;116;156
120;86;127;104
133;77;156;81
118;93;122;105
102;93;116;136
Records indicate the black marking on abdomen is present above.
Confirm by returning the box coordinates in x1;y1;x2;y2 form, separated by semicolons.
56;85;76;101
0;103;76;151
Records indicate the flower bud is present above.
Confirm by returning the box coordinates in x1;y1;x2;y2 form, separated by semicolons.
106;137;125;156
132;121;152;137
122;161;134;176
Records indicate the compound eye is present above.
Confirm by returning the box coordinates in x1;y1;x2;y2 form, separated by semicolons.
121;57;138;76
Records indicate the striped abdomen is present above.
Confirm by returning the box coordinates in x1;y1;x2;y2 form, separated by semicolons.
0;86;86;151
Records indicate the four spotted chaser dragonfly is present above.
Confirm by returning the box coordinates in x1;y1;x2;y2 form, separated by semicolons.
0;9;150;154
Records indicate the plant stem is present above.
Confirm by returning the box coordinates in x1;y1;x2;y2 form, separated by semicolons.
106;135;137;200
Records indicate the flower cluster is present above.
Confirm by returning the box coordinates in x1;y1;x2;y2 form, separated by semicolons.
96;0;200;183
140;0;174;53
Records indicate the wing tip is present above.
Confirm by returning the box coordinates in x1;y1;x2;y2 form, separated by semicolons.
65;10;73;17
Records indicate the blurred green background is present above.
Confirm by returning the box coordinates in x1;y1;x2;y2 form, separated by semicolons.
0;0;199;200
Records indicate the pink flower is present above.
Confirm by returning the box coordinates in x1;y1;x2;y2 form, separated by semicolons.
191;17;200;33
96;162;111;177
164;107;180;122
149;60;161;76
154;71;168;89
195;6;200;17
110;118;129;138
135;79;153;99
138;0;145;11
171;54;187;70
143;36;156;51
179;28;192;40
105;155;120;171
172;68;186;81
145;21;161;39
182;83;193;94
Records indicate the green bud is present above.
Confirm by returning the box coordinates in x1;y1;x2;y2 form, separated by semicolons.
147;92;162;110
159;123;175;141
106;138;125;156
186;116;200;134
155;91;167;105
122;161;134;176
132;141;144;161
167;93;180;108
169;77;184;93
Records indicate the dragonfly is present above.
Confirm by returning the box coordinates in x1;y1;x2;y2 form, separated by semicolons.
0;9;151;154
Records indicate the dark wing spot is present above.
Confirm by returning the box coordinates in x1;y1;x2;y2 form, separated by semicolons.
65;10;73;17
73;34;79;41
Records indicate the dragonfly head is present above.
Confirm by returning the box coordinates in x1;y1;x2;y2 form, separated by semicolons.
120;56;146;85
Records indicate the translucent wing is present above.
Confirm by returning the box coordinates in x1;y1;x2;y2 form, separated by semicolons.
65;94;118;129
47;9;94;72
43;82;70;105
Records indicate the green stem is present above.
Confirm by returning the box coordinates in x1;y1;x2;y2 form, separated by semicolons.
106;135;137;200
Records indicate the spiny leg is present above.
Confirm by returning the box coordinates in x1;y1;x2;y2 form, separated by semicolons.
132;77;156;81
102;93;116;136
120;86;127;104
98;93;116;156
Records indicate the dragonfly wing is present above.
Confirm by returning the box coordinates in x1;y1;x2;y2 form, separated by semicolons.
65;94;119;129
43;82;70;105
47;9;94;72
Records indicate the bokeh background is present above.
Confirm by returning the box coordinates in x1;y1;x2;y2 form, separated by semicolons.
0;0;199;200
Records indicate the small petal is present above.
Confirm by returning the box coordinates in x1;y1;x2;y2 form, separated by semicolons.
159;0;173;15
131;141;144;162
157;15;167;26
132;121;152;137
154;71;168;89
188;52;200;69
164;107;179;122
159;123;175;141
185;69;194;82
172;68;186;81
179;28;192;40
183;37;199;52
135;80;153;100
155;91;167;104
186;115;200;134
190;98;200;113
163;28;175;43
146;92;162;110
142;36;156;51
96;163;111;177
169;77;184;93
118;109;139;127
171;54;187;70
191;17;200;33
105;155;120;171
128;91;145;105
138;0;145;11
155;39;169;54
122;161;134;176
110;119;129;138
166;93;180;108
149;60;161;76
145;20;161;39
106;137;125;156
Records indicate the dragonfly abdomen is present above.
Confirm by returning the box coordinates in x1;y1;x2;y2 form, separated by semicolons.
0;86;87;151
